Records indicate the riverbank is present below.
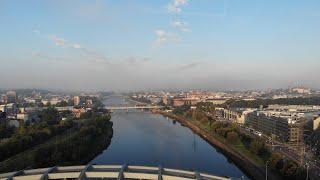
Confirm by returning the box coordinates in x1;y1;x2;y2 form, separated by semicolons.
0;116;113;173
154;110;281;180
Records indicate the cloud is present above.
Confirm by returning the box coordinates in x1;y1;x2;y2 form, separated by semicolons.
154;29;179;45
34;31;111;64
178;62;201;70
172;20;191;32
156;1;190;46
72;43;82;49
168;0;189;13
49;35;67;47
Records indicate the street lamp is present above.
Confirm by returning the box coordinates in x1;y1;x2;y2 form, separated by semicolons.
266;161;269;180
306;162;309;180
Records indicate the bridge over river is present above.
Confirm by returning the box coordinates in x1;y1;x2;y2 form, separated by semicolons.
104;105;163;111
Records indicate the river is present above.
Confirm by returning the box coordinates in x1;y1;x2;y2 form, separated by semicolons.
91;96;247;179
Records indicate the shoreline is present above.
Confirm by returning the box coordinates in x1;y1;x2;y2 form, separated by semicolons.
153;110;281;180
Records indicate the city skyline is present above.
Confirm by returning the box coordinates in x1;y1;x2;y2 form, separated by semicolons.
1;0;320;91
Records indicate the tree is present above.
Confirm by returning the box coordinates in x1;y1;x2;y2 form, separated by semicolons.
56;101;68;107
40;107;60;125
227;131;239;144
281;160;298;178
250;140;265;155
211;122;225;132
269;153;283;169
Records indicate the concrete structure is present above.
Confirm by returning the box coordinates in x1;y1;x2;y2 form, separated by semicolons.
313;116;320;130
0;165;229;180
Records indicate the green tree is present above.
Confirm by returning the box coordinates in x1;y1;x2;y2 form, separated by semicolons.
250;140;265;155
226;131;239;144
269;152;283;169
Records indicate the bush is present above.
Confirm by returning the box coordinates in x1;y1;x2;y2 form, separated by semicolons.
281;160;299;178
249;140;265;155
269;153;283;169
226;131;239;143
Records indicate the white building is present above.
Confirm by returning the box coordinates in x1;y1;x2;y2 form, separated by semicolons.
17;113;29;122
313;116;320;130
292;87;311;94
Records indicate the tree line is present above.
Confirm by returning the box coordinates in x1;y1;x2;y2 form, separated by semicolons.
223;97;320;108
172;105;307;179
0;112;113;172
0;107;73;162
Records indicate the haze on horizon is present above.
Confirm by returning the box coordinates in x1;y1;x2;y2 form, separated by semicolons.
1;0;319;91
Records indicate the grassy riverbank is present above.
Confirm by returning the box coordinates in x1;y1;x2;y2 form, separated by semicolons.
0;115;113;173
155;110;282;180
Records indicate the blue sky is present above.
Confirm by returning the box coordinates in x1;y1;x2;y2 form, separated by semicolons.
1;0;320;91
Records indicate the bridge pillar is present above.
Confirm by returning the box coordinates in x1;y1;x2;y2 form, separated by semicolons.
78;163;92;180
158;166;163;180
117;164;127;180
40;166;57;180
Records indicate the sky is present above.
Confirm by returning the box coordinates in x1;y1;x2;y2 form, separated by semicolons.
0;0;320;91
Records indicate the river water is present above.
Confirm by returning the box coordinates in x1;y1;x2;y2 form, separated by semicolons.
91;96;247;179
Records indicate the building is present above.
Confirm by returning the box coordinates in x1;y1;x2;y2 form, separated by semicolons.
41;98;62;106
172;98;200;107
0;103;17;115
216;108;255;124
162;96;173;106
313;116;320;130
72;108;86;118
205;98;227;105
288;121;305;145
4;91;17;103
0;105;7;113
16;113;30;123
246;111;289;141
74;96;81;106
86;99;93;106
49;98;62;105
267;104;320;112
291;87;311;94
246;111;306;144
